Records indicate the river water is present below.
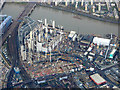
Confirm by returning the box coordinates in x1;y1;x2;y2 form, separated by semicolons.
1;3;118;36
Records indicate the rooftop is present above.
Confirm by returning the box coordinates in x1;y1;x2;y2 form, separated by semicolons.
90;73;107;85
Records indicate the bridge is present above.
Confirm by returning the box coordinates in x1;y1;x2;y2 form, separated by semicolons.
0;0;5;10
0;2;37;88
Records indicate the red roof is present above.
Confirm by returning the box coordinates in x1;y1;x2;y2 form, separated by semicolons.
90;73;107;85
90;76;106;85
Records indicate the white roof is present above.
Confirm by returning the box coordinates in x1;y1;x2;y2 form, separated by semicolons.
72;34;77;41
88;56;93;59
110;49;116;55
59;76;68;81
68;31;76;38
87;47;92;51
0;15;7;17
90;73;106;85
84;52;88;56
90;67;94;71
71;31;76;33
37;80;46;84
93;37;110;46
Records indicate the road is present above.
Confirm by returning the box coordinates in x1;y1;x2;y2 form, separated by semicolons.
6;2;37;88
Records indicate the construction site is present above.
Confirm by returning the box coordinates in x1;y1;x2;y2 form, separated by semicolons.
17;16;120;88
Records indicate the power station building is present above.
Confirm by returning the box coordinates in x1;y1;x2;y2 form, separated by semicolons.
18;17;63;61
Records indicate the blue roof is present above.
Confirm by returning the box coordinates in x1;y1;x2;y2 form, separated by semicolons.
0;15;12;30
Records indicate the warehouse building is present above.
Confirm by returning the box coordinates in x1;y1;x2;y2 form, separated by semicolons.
68;31;77;41
90;73;107;85
93;37;111;46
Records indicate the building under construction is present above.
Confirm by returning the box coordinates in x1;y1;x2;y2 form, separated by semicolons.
18;17;64;61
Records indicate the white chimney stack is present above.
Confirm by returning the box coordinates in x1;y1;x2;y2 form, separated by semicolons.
81;0;84;6
46;27;48;33
91;0;93;5
45;18;47;26
93;5;95;13
85;3;88;11
55;1;58;6
98;2;101;12
52;20;55;28
39;34;41;42
71;0;74;4
75;2;78;8
65;0;68;6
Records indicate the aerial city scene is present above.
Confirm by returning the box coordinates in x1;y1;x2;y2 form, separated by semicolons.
0;0;120;89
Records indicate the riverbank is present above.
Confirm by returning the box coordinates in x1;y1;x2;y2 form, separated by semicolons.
37;3;120;24
2;2;118;36
3;2;119;24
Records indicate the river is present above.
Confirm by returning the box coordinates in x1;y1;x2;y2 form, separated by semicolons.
1;3;118;36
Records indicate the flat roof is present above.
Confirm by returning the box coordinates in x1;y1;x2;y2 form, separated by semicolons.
68;31;76;38
90;73;106;85
93;37;110;46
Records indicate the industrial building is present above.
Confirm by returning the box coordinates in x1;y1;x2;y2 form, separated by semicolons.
92;37;111;46
68;31;77;41
19;17;64;61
